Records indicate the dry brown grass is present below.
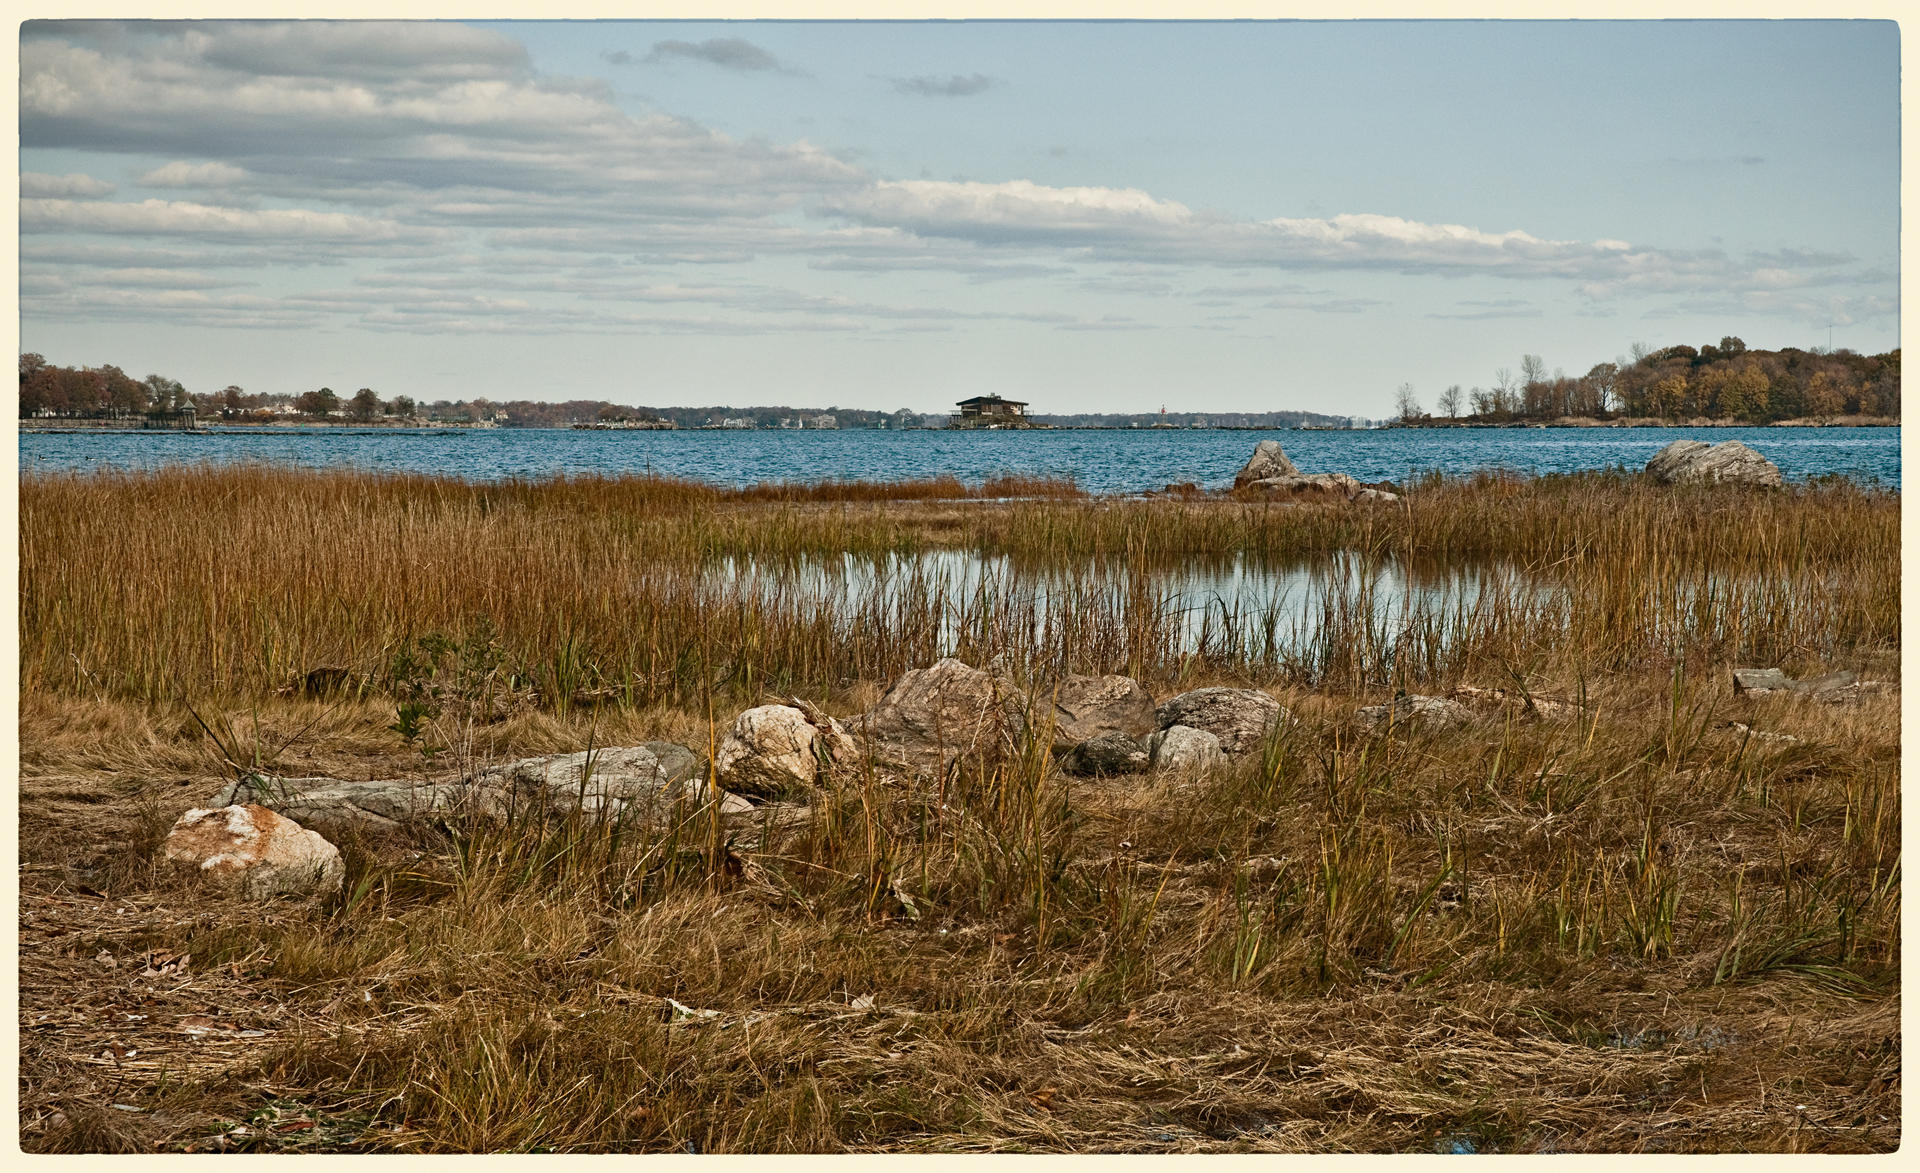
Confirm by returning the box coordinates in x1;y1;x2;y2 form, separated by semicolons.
16;467;1899;1152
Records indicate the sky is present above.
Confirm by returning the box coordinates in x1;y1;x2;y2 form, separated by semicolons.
17;19;1900;416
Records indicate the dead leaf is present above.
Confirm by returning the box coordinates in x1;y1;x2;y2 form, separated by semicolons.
1029;1087;1058;1111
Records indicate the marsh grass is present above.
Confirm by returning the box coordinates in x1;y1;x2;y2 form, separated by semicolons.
16;465;1898;1152
19;465;1896;705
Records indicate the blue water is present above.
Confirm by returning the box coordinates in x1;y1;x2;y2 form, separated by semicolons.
16;425;1900;492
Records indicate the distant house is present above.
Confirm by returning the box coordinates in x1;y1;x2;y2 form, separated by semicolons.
809;413;838;429
956;395;1029;422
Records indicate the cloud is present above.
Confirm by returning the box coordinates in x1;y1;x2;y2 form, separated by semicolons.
824;178;1883;307
640;38;794;74
16;20;1889;345
890;73;993;97
20;171;113;198
21;197;440;242
139;160;251;188
1426;298;1544;320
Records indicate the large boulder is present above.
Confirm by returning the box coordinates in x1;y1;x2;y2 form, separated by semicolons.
1148;725;1225;773
856;658;1027;779
1233;439;1301;489
164;804;344;900
1058;732;1150;777
209;744;751;838
1355;694;1474;733
1154;687;1285;755
1645;440;1782;487
1050;674;1156;747
714;701;857;800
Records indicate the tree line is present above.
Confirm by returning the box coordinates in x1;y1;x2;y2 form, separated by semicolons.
1394;338;1900;425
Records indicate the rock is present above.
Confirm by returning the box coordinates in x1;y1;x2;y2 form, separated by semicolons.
211;745;754;838
205;775;462;837
1732;667;1859;696
1645;440;1782;487
857;658;1027;778
640;741;703;784
1355;694;1474;732
1451;685;1580;720
1233;439;1300;489
1721;722;1801;746
1058;732;1150;777
713;702;857;800
1154;687;1285;755
1249;472;1359;497
1148;725;1225;772
1049;674;1156;747
164;804;344;900
1248;472;1398;503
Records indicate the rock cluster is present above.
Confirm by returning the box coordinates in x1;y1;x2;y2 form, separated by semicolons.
1232;440;1399;502
1153;686;1286;755
1644;440;1782;487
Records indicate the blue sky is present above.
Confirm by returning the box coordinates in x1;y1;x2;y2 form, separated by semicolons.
19;19;1899;415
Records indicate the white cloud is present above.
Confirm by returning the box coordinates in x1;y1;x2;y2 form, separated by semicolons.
21;197;441;242
20;171;113;198
139;160;251;188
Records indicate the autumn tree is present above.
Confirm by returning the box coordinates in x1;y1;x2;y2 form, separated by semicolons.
1436;384;1462;418
296;387;340;416
350;388;382;420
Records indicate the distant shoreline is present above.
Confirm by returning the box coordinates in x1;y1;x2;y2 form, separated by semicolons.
18;419;1900;435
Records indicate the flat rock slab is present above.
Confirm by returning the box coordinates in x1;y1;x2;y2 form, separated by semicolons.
1732;668;1859;696
1356;695;1475;732
1451;686;1582;721
208;744;750;839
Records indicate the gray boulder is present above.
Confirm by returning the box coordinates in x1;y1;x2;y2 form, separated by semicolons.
1148;725;1225;773
857;658;1028;778
164;804;344;900
1154;687;1285;755
1355;694;1474;732
1645;440;1782;487
1058;732;1150;777
1050;674;1156;747
714;700;857;800
1233;439;1301;489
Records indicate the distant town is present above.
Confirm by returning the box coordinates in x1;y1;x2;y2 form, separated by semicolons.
17;356;1368;431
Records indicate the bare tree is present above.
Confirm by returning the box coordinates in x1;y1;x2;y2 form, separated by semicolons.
1436;384;1462;419
1491;368;1518;415
1394;382;1423;423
